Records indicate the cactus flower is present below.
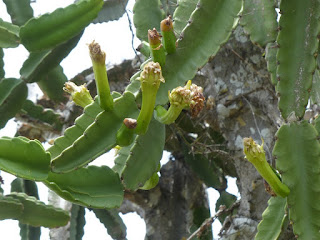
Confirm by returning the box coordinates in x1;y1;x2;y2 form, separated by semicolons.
155;80;205;124
63;82;93;108
243;137;290;198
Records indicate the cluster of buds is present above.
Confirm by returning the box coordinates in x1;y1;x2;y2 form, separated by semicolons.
169;80;205;118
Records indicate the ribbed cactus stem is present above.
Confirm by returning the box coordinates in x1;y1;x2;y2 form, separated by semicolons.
135;62;165;135
148;28;166;67
88;41;113;111
243;137;290;198
160;15;176;54
63;82;93;108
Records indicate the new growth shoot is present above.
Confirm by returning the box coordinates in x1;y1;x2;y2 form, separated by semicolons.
243;137;290;198
88;41;113;111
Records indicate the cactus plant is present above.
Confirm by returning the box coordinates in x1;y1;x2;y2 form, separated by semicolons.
1;0;320;238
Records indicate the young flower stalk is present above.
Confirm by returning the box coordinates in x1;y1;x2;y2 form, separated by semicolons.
63;82;93;108
88;41;113;111
160;15;176;54
135;61;165;135
155;80;205;124
243;137;290;198
116;118;137;146
148;28;166;67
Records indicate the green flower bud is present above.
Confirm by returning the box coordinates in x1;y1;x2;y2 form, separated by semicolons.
63;82;93;108
135;61;165;135
243;137;290;198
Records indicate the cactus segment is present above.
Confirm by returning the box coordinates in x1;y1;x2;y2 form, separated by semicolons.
48;98;103;159
21;100;64;131
3;0;33;26
265;42;278;86
121;118;165;190
89;41;114;111
0;194;23;220
19;222;40;240
139;171;159;190
93;0;129;24
20;32;82;83
133;0;165;42
255;196;287;240
157;0;242;105
276;0;320;120
45;165;124;208
51;92;139;173
113;143;133;175
160;16;176;54
240;0;278;47
10;178;41;240
273;121;320;239
92;208;127;239
37;65;68;103
311;69;320;105
0;136;50;180
135;61;165;135
172;0;198;36
6;192;70;228
0;19;20;48
20;0;103;51
0;48;4;79
0;78;27;128
69;204;85;240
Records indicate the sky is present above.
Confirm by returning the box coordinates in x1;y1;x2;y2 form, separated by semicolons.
0;0;239;239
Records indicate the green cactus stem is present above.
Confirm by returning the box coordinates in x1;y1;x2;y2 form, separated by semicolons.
155;80;205;124
135;61;165;135
88;41;113;111
63;82;93;108
136;41;150;57
148;28;166;67
243;137;290;198
116;118;137;146
160;15;176;54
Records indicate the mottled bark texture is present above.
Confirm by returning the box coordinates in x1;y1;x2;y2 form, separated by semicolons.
16;26;295;239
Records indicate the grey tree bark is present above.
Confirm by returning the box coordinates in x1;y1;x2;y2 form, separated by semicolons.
17;26;295;239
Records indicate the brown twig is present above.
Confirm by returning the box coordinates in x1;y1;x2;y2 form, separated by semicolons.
186;200;240;240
